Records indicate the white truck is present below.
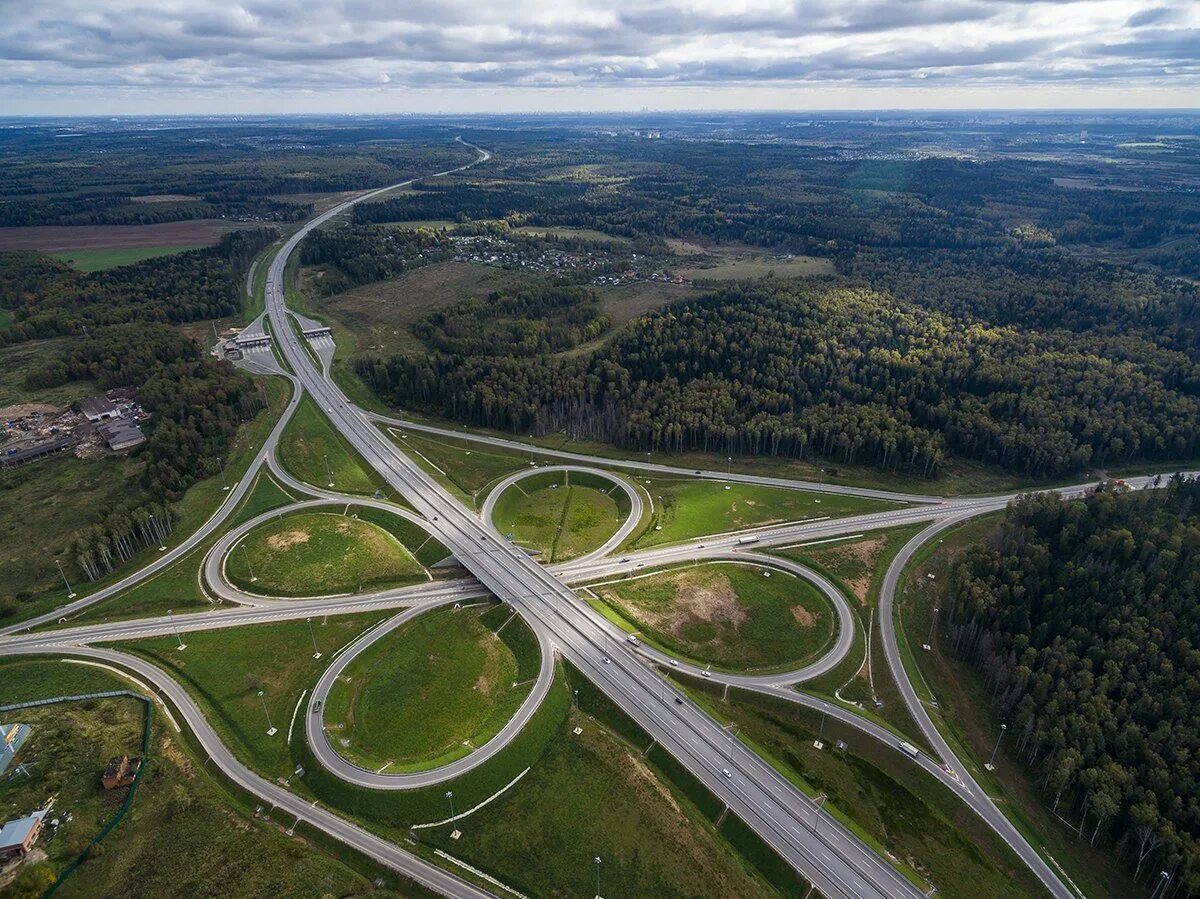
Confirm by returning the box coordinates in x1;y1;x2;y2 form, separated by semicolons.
898;740;921;759
737;535;761;545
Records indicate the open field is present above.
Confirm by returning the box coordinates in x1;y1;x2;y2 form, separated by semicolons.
278;394;383;495
625;477;897;549
226;510;426;597
895;517;1139;899
491;470;626;562
592;561;835;672
311;261;534;358
49;245;205;271
676;251;835;281
0;658;405;899
0;220;243;253
419;702;779;899
681;675;1047;898
324;605;535;772
119;613;384;782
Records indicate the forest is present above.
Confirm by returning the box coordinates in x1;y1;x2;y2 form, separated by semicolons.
944;478;1200;891
356;280;1200;478
0;228;276;344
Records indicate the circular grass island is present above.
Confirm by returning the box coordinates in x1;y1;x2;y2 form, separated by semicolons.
590;561;836;673
323;604;541;773
225;509;438;597
490;470;632;563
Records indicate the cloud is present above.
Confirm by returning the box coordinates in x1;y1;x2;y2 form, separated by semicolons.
0;0;1196;110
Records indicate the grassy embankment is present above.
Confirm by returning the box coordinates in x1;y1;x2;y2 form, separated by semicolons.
589;561;836;673
676;672;1050;899
624;477;897;549
773;525;932;745
277;393;385;496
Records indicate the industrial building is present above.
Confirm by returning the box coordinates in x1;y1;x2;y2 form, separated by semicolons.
96;418;145;452
0;436;74;468
77;395;118;422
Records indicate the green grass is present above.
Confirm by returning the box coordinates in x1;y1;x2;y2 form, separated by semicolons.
117;613;386;783
354;505;452;568
415;662;781;899
624;477;896;549
491;469;626;561
895;517;1138;899
591;561;836;672
278;394;383;495
678;675;1048;898
324;605;536;773
226;510;427;597
387;428;532;507
0;658;417;899
65;470;300;627
48;245;203;272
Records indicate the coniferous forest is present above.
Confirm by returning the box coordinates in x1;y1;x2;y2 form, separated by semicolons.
946;478;1200;889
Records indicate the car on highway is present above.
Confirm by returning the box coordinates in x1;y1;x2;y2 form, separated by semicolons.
675;697;684;705
702;670;712;678
721;768;732;778
602;656;611;664
670;659;679;667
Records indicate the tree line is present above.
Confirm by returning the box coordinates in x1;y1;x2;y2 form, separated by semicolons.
944;478;1200;892
356;281;1200;478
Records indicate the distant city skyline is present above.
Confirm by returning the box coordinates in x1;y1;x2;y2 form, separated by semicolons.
1;0;1197;114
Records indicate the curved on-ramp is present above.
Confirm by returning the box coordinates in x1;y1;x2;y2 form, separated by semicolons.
480;464;643;564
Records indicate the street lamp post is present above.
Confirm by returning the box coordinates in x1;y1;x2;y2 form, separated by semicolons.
1150;870;1170;899
167;608;186;650
924;607;939;651
54;559;76;599
445;790;455;820
323;454;334;487
307;617;322;659
258;689;277;736
594;856;601;898
242;544;258;582
986;723;1007;770
220;462;229;491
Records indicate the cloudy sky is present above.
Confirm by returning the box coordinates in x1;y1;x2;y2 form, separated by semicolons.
1;0;1197;114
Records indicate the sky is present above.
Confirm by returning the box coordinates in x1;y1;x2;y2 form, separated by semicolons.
1;0;1197;114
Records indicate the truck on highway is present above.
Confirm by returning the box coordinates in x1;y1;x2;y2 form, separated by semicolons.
737;535;761;545
898;740;920;759
627;634;639;646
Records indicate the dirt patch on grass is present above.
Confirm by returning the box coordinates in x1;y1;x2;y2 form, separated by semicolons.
669;572;746;636
790;605;816;627
474;631;501;695
160;735;194;780
266;529;311;550
623;748;683;816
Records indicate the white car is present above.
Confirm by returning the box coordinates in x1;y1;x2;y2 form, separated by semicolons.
721;768;732;778
670;659;679;667
702;670;712;678
602;656;611;664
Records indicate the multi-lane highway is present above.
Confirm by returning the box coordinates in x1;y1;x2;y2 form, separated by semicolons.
5;137;1195;899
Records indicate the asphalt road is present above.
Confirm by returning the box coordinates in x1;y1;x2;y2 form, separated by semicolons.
257;141;929;899
6;131;1194;898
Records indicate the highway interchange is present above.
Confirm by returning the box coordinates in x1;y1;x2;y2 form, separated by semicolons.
3;140;1193;899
